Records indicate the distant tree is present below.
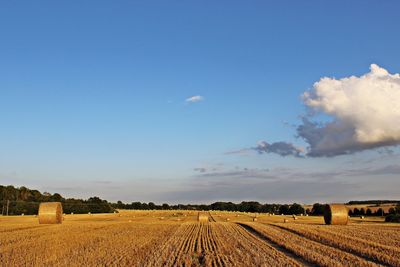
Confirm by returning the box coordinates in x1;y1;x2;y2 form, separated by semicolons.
198;204;209;211
148;202;156;210
50;193;64;202
396;204;400;214
375;208;384;216
348;210;353;216
385;214;400;223
130;202;142;209
279;204;290;215
311;203;325;216
238;201;262;213
353;208;360;215
366;208;372;216
162;203;170;210
359;208;366;215
288;203;305;215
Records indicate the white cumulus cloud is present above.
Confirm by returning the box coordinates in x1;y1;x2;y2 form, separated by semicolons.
185;95;204;103
301;64;400;156
251;64;400;157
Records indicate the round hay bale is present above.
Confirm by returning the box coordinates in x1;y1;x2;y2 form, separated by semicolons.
38;202;63;224
360;216;365;219
253;218;258;222
283;219;289;223
226;218;230;221
324;204;349;225
198;212;208;223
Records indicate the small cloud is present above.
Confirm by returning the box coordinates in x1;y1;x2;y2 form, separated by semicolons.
193;168;207;173
225;148;253;155
186;95;204;103
253;141;304;157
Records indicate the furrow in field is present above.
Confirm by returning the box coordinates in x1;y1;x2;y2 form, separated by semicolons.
216;223;306;266
231;223;312;266
143;223;196;266
170;223;198;266
147;222;305;266
276;223;400;267
241;222;383;267
316;225;400;248
208;212;216;222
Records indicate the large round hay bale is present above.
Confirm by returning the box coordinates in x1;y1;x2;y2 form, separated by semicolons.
38;202;63;224
324;204;349;225
198;212;209;223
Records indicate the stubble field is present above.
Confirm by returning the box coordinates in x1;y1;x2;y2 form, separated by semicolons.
1;210;399;266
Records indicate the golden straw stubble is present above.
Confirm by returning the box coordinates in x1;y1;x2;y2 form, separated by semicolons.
324;204;348;225
38;202;63;224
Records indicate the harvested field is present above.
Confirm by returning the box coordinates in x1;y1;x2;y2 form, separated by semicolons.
1;210;399;266
145;222;304;266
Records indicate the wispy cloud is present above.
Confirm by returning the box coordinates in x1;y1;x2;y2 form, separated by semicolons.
193;167;207;173
254;141;304;157
157;163;400;203
160;168;359;203
225;148;253;155
185;95;204;103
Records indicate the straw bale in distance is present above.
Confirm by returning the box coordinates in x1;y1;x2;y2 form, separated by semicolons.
197;212;208;223
38;202;63;224
324;204;349;225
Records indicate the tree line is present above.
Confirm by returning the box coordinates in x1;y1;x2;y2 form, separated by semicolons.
112;201;307;215
2;185;399;221
1;185;115;215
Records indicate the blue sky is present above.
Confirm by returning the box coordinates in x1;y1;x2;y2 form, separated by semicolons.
1;1;400;203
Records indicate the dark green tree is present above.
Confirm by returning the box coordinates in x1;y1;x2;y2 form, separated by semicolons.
311;203;325;215
288;203;305;215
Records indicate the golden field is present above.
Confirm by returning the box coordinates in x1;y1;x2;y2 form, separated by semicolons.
1;210;400;266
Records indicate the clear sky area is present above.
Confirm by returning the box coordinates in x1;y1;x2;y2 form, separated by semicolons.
1;1;400;204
